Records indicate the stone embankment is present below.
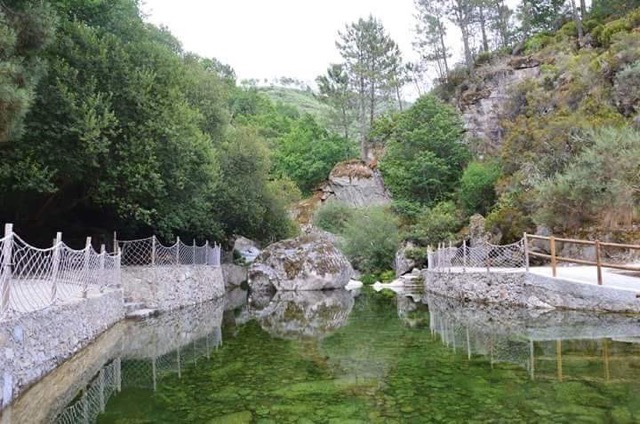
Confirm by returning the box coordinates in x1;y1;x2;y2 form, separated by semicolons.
422;270;640;313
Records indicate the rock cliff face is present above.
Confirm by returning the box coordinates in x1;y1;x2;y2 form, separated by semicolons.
321;160;391;207
248;233;353;293
458;56;541;153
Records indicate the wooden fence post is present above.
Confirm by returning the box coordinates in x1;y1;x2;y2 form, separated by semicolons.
550;236;557;277
51;232;62;303
595;240;603;285
82;237;92;298
523;233;530;272
176;236;181;265
1;223;13;316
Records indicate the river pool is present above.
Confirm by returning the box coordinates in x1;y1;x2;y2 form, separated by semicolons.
8;286;640;423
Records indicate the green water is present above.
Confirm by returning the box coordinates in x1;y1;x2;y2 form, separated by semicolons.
95;290;640;424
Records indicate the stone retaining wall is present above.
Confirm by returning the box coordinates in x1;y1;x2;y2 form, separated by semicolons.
423;270;640;313
121;265;224;311
0;289;124;408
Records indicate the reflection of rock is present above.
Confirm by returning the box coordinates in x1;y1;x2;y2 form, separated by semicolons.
222;263;248;288
248;233;353;292
224;287;248;311
257;290;354;339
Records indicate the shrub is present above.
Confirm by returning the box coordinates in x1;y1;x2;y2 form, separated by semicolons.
407;201;463;246
525;33;554;53
485;194;534;244
458;161;501;216
614;61;640;116
313;201;354;234
340;207;400;273
534;127;640;231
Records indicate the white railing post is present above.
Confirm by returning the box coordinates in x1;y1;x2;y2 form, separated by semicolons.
82;237;91;298
176;236;181;265
523;233;530;272
151;236;156;267
51;232;62;303
463;239;467;273
205;241;210;265
192;239;196;265
113;231;117;255
1;223;14;317
99;244;106;292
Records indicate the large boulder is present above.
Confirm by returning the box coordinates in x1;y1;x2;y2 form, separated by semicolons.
322;159;391;207
248;233;353;292
233;235;261;263
394;241;425;277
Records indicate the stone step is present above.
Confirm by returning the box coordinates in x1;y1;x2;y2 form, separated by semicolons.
125;308;159;320
124;302;145;313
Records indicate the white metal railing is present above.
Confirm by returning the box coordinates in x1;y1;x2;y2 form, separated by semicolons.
429;239;526;272
0;224;121;321
53;358;121;424
118;235;221;268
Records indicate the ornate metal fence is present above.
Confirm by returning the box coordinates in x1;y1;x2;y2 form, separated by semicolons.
118;235;221;267
0;224;121;321
429;239;527;272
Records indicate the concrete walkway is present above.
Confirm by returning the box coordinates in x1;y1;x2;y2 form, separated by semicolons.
529;266;640;293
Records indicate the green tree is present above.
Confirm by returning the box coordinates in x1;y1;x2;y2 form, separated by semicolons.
336;16;404;159
414;0;451;80
316;64;355;140
458;161;501;216
378;95;469;208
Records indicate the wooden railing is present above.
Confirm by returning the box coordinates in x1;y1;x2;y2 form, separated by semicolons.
524;233;640;285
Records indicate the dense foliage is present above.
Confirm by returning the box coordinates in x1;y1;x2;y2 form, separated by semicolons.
0;0;354;245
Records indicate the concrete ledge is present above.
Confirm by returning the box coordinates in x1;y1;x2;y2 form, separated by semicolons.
423;270;640;313
0;289;124;407
121;265;224;311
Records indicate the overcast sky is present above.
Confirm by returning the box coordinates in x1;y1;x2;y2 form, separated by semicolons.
141;0;423;86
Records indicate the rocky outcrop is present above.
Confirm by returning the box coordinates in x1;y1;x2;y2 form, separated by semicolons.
248;233;353;293
221;263;248;288
394;241;426;277
233;236;261;263
459;57;541;153
321;160;391;207
256;290;354;339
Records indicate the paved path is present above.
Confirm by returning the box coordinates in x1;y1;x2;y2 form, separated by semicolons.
529;266;640;292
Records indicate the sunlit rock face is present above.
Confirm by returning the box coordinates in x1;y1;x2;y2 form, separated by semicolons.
257;290;354;339
248;233;353;292
322;160;391;207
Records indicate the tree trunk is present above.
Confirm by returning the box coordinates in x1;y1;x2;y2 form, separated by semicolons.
570;0;584;46
437;19;450;76
580;0;587;19
479;5;489;52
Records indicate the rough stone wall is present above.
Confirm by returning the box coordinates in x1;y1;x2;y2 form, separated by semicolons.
423;270;640;313
221;263;247;288
121;265;224;311
3;322;126;424
0;289;124;408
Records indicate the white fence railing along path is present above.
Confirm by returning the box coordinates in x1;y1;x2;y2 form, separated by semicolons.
118;235;221;268
0;224;122;321
429;239;527;272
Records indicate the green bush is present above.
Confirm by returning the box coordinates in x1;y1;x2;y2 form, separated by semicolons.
407;201;463;246
313;201;355;234
485;194;534;244
614;61;640;116
458;161;501;216
534;127;640;231
340;207;400;273
525;33;554;53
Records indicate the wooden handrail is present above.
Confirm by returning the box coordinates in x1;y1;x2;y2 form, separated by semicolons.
524;233;640;285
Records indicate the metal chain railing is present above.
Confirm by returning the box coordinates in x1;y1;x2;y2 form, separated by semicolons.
0;224;121;321
429;239;526;272
118;235;221;268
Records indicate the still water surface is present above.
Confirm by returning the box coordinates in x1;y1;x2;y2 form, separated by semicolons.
17;287;640;423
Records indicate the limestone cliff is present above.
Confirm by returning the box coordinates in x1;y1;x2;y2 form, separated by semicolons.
321;159;391;208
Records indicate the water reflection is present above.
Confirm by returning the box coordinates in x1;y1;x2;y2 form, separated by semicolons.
256;290;354;340
425;294;640;382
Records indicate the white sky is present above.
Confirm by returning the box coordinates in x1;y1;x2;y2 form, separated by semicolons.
141;0;421;86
